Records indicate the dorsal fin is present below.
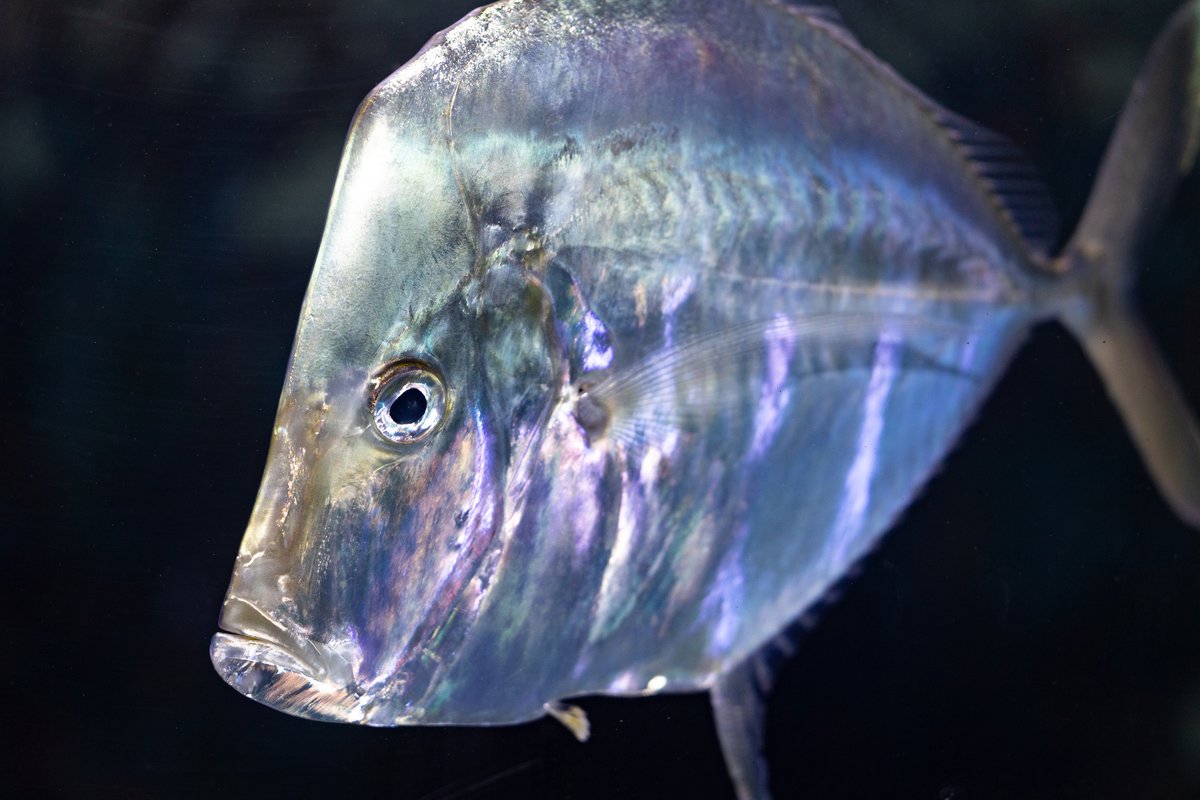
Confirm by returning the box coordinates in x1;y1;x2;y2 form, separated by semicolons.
787;3;1062;256
932;107;1062;255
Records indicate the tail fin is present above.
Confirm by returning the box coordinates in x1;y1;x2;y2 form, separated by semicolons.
1057;1;1200;526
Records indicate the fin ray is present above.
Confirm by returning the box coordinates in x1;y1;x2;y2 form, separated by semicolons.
795;4;1061;255
584;313;976;451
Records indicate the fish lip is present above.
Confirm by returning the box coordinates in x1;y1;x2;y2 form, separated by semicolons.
214;597;327;676
210;600;366;724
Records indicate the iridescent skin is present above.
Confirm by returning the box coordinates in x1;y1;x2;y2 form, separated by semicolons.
212;0;1062;727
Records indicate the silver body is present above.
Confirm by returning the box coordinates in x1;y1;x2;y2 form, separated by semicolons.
212;0;1058;728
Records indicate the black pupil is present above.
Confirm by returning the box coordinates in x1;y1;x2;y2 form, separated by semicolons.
389;387;427;426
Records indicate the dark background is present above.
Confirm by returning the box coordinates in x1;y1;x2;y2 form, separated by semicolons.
4;1;1199;797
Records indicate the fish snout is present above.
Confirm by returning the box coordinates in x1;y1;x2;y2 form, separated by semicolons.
210;598;365;723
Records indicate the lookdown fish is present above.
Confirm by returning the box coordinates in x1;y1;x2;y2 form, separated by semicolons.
211;1;1200;797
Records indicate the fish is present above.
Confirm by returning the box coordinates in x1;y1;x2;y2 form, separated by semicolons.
209;1;1200;797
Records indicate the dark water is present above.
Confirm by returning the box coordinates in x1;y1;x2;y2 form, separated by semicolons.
4;1;1199;797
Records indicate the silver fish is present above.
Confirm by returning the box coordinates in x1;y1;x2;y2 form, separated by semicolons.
211;1;1200;797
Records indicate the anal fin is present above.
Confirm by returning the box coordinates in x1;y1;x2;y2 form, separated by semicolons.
710;631;802;800
711;565;869;799
712;655;773;800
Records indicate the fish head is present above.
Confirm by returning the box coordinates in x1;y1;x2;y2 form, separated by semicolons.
208;81;585;726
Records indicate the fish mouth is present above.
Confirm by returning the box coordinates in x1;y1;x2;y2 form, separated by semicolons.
210;599;366;724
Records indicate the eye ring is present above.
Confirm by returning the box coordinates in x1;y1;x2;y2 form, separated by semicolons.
370;361;447;444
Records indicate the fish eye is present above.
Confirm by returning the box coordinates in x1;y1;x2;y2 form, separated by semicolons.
370;362;446;444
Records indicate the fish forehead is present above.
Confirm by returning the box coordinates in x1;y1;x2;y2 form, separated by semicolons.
286;71;472;386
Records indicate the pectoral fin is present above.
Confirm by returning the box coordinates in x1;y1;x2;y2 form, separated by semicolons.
582;312;974;450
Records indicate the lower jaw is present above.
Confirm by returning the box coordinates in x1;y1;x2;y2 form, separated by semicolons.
209;632;367;723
